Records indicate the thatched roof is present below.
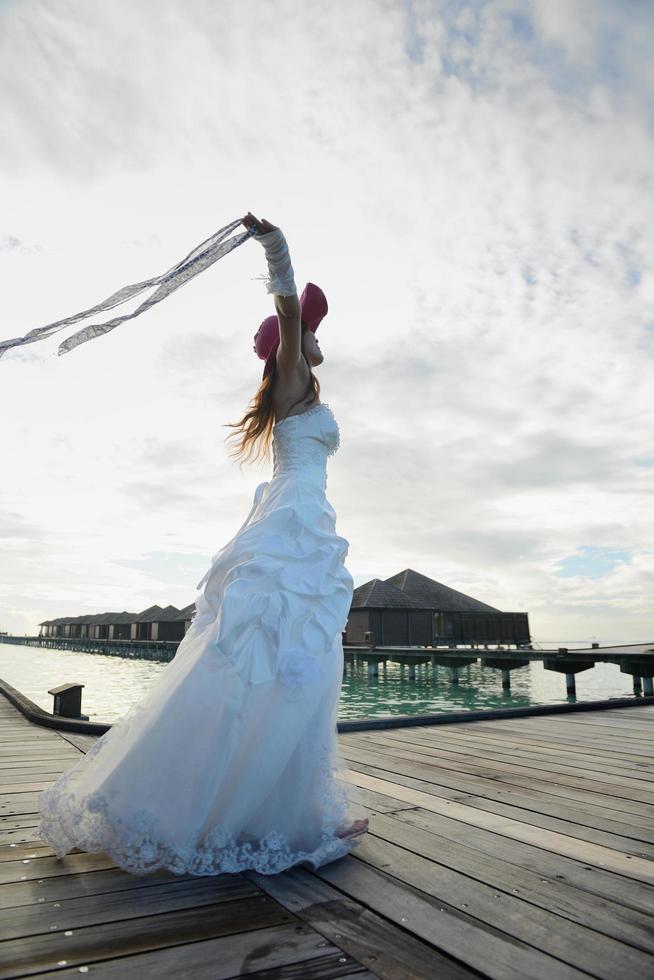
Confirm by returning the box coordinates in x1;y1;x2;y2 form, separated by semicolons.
351;578;424;610
41;607;177;626
134;604;181;623
384;568;501;613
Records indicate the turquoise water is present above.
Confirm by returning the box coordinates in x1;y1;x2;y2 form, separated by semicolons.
0;643;639;724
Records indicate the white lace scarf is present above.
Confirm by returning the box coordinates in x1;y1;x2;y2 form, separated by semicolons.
0;218;256;359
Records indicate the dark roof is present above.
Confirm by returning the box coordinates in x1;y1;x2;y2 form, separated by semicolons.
384;568;501;613
134;604;181;623
176;603;196;620
42;607;175;626
41;612;134;626
104;611;138;624
47;616;86;625
351;579;424;610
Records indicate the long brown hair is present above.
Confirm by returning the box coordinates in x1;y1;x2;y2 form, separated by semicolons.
224;320;321;469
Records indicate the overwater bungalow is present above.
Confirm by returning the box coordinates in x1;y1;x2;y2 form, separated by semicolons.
130;605;186;642
38;612;138;640
38;569;530;649
176;603;196;635
346;567;530;647
39;606;185;642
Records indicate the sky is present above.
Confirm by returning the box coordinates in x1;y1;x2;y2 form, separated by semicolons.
0;0;652;646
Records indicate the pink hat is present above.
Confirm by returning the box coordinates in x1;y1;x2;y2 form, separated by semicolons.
253;282;328;378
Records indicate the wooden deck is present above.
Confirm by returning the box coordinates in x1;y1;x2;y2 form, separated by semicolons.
1;693;653;979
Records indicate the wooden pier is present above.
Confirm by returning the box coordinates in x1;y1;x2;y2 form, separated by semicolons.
3;635;654;698
0;634;180;663
1;690;653;977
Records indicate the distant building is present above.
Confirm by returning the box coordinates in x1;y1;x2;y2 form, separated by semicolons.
130;605;186;642
176;604;196;635
345;568;530;647
38;568;530;649
39;605;191;642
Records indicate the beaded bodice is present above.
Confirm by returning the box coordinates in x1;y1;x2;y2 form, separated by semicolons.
272;402;340;489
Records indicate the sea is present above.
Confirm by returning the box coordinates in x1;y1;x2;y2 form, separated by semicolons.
0;640;643;725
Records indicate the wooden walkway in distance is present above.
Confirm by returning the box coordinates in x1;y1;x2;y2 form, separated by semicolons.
1;694;653;979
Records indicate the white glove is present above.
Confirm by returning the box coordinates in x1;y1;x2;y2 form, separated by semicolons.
255;228;297;297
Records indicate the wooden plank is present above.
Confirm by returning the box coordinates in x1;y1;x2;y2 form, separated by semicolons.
348;732;654;806
368;726;654;783
0;766;78;780
0;815;42;833
438;726;654;766
456;714;654;742
56;732;99;753
347;770;654;853
0;743;71;754
312;856;589;980
479;727;654;750
340;751;654;837
347;755;654;837
337;765;654;882
0;757;81;770
351;792;654;916
248;865;479;980
0;781;53;795
0;826;52;847
347;833;654;978
16;928;370;980
1;864;205;908
0;796;42;817
0;849;115;882
0;737;78;747
490;711;654;731
453;722;653;756
345;730;654;801
339;739;654;819
2;686;652;980
0;773;73;786
0;900;305;980
552;714;654;730
358;807;654;952
0;843;55;864
1;876;260;941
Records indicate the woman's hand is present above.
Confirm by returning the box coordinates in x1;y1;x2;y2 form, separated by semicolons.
241;212;279;236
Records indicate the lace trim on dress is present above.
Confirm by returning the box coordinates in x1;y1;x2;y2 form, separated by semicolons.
327;413;340;458
272;402;340;460
37;697;359;876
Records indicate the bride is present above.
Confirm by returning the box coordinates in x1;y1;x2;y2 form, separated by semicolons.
37;212;369;876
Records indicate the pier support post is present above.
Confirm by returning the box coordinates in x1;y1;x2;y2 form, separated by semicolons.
429;655;477;686
620;659;654;697
543;656;596;699
481;657;530;692
355;652;387;677
389;654;432;676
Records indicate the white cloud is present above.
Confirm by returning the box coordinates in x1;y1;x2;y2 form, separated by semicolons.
0;0;652;645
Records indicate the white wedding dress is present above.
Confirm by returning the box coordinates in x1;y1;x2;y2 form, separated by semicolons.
38;401;367;876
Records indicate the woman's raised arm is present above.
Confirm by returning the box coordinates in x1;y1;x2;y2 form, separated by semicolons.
243;212;300;313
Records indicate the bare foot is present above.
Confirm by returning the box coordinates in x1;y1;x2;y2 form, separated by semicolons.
337;817;369;839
